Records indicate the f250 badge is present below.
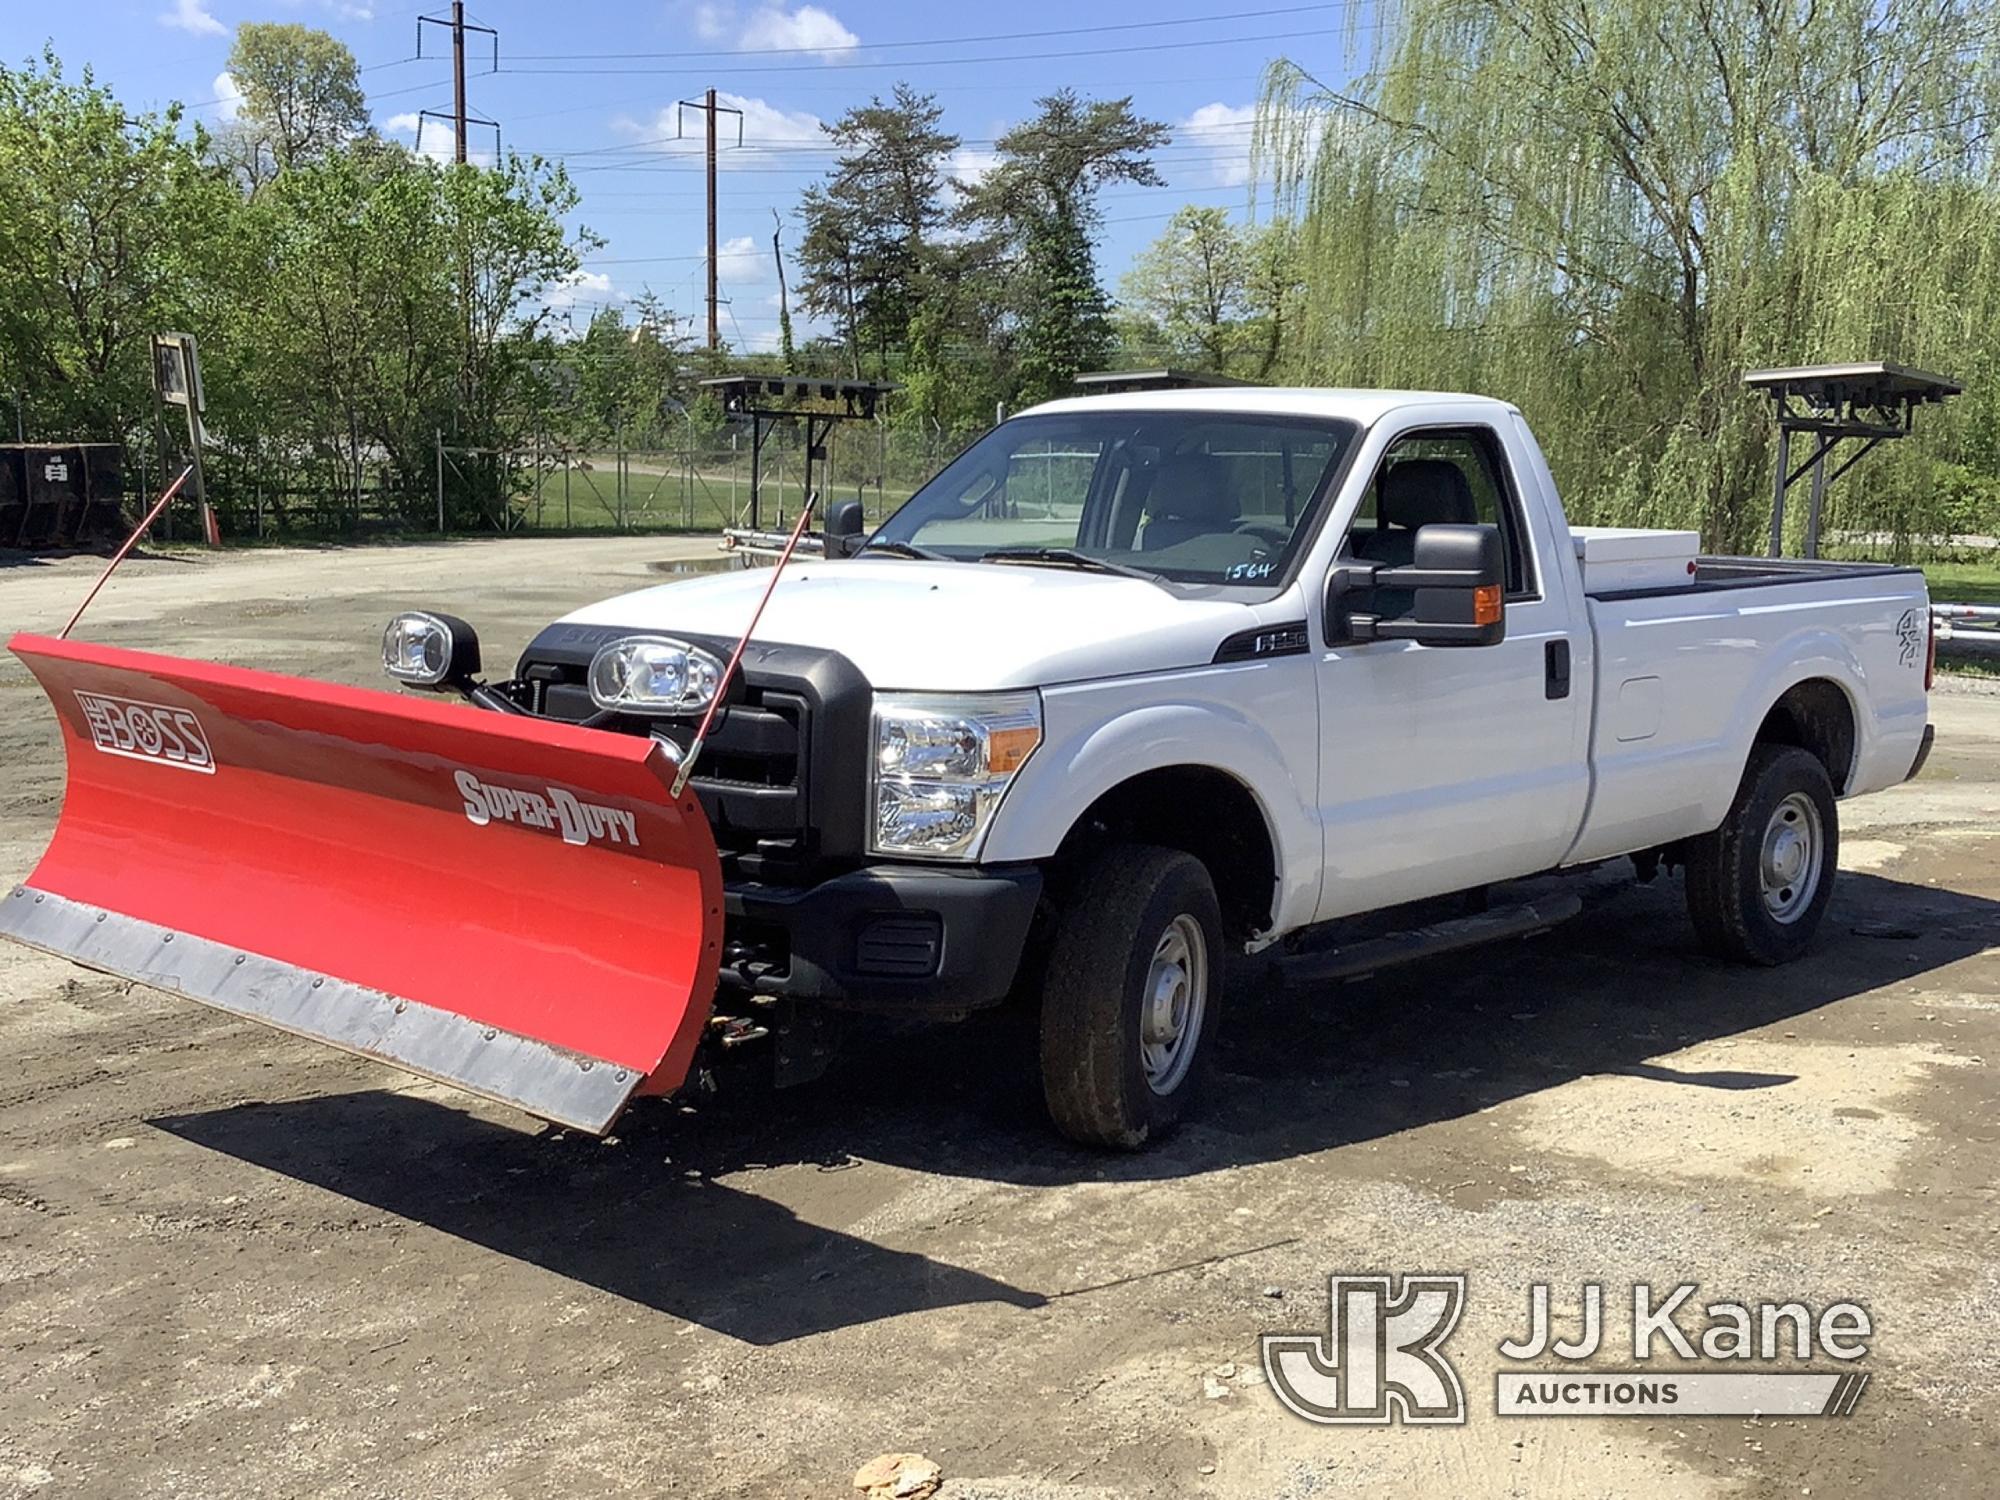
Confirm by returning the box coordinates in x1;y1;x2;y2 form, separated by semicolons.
74;690;215;774
455;770;640;849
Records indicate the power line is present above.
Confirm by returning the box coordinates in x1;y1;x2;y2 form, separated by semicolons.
499;71;1275;125
531;116;1264;162
499;26;1346;79
506;3;1354;62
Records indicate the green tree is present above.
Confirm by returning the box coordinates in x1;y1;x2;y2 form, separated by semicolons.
966;90;1171;404
560;293;695;448
1259;0;2000;553
1240;219;1305;380
223;23;368;184
796;84;960;378
220;145;591;527
0;50;237;441
1120;206;1250;372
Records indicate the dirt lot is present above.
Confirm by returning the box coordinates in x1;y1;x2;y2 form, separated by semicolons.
2;539;1996;1499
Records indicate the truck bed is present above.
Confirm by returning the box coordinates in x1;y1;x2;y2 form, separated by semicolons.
1566;558;1931;867
1587;555;1921;601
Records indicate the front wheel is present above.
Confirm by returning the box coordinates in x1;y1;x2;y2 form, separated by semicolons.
1685;744;1839;965
1039;845;1223;1149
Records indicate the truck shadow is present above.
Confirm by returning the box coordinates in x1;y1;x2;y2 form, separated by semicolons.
152;868;1998;1344
150;1090;1048;1344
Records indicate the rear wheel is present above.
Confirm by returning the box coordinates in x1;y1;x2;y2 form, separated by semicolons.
1039;845;1222;1149
1685;744;1839;965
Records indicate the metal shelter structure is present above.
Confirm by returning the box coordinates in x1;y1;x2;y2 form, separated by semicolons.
699;375;898;529
1744;362;1962;558
1072;368;1258;395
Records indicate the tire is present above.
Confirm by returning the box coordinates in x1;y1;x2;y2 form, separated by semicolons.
1685;744;1839;965
1039;844;1223;1149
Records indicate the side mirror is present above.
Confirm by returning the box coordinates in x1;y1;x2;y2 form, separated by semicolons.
825;499;865;557
1326;522;1507;648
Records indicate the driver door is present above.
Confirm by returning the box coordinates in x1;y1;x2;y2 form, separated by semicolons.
1312;425;1590;920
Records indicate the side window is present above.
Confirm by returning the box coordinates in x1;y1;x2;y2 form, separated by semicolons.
1344;429;1536;597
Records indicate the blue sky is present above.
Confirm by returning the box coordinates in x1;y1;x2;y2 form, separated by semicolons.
6;1;1355;350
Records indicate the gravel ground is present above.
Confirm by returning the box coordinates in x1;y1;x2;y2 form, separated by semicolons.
1;538;1996;1499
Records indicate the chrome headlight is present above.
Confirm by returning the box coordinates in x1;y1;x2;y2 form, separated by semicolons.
588;636;728;714
382;611;479;687
871;691;1042;860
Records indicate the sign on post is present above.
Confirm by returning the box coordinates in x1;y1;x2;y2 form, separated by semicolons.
152;332;218;545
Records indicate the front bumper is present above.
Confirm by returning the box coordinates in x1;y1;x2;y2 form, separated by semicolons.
722;863;1043;1015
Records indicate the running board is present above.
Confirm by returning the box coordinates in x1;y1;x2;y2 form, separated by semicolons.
1277;894;1583;987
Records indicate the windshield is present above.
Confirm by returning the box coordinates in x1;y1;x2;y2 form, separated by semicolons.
867;411;1359;587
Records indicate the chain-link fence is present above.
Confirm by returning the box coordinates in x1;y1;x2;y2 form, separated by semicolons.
121;417;970;542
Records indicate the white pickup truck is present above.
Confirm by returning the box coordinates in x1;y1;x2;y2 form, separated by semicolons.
394;387;1936;1147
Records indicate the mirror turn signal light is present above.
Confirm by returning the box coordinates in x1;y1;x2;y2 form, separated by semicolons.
1473;584;1503;627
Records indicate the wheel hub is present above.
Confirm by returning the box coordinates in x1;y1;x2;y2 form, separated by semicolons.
1759;791;1824;923
1140;914;1208;1095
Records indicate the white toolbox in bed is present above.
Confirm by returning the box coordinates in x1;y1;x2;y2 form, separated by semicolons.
1571;526;1701;594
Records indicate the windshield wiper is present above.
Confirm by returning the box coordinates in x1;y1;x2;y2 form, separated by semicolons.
979;547;1160;582
859;538;952;561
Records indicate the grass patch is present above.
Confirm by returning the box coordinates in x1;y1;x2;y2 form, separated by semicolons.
1922;559;2000;606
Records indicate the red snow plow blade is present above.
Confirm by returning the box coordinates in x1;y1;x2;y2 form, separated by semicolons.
0;633;722;1133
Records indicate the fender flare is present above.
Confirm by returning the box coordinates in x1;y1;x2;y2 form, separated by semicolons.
1714;629;1867;815
980;698;1319;934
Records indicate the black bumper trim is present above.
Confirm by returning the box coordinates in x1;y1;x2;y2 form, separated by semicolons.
724;864;1043;1015
1906;722;1936;781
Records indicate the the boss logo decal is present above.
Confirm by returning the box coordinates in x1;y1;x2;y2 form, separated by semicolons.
74;691;215;774
455;770;640;848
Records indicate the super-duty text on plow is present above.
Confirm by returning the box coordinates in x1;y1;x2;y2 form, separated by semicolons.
3;384;1938;1147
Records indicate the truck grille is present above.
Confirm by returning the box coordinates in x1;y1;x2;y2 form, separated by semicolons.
512;623;873;876
533;673;810;864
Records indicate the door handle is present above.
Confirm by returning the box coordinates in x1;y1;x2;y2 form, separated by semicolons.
1544;639;1572;700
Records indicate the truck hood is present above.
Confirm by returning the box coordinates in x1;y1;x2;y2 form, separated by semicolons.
551;557;1289;689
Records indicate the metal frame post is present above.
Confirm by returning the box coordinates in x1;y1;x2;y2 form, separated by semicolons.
1767;426;1790;557
1804;445;1829;559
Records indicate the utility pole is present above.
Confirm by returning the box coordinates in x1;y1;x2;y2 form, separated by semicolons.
452;0;467;163
417;8;499;163
418;8;501;431
677;92;743;351
705;87;718;350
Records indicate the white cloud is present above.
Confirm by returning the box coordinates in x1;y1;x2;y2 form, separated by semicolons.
546;269;616;311
280;0;377;17
718;234;768;284
212;71;244;122
617;92;825;171
403;120;496;167
689;3;858;61
946;146;1001;187
691;2;730;41
740;5;857;59
162;0;226;36
1175;102;1259;189
382;107;495;166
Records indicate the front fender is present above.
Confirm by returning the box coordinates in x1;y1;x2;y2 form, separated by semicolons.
980;663;1322;934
